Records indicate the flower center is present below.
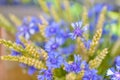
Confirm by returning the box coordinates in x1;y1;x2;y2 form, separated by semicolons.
21;26;29;32
115;72;120;78
45;70;52;77
49;27;56;33
50;59;57;64
51;43;59;50
71;63;79;71
74;27;83;36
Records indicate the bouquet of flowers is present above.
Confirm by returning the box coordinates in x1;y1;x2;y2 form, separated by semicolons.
0;0;120;80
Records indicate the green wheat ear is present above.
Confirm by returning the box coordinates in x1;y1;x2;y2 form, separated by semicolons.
82;6;89;26
63;0;72;21
38;0;49;13
0;14;16;34
1;55;46;70
76;69;85;80
76;37;88;60
0;39;24;53
88;6;107;57
19;37;48;60
66;72;77;80
37;15;48;40
0;39;30;57
89;48;108;69
0;39;48;69
9;14;22;26
0;39;48;60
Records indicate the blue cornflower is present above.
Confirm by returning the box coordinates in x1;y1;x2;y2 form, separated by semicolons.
60;30;69;39
45;22;60;38
69;21;88;39
58;27;70;41
64;55;82;73
45;38;63;52
56;22;70;43
46;52;64;69
38;69;53;80
107;56;120;80
83;69;102;80
17;17;40;40
81;62;102;80
107;67;120;80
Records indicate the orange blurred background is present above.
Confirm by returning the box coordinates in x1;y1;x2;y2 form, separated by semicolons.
0;6;41;80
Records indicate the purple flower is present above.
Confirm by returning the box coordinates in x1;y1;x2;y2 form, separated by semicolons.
38;69;53;80
64;55;82;73
45;22;60;38
69;21;88;39
60;30;69;39
107;67;120;80
107;56;120;80
46;52;64;69
83;70;102;80
81;62;102;80
45;38;63;52
17;17;40;40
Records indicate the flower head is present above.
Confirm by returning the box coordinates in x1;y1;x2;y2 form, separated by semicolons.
83;69;102;80
58;28;70;42
46;52;64;69
81;62;102;80
69;21;88;39
107;67;120;80
38;69;53;80
107;56;120;80
45;22;60;38
64;55;82;73
45;38;64;52
17;17;40;40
